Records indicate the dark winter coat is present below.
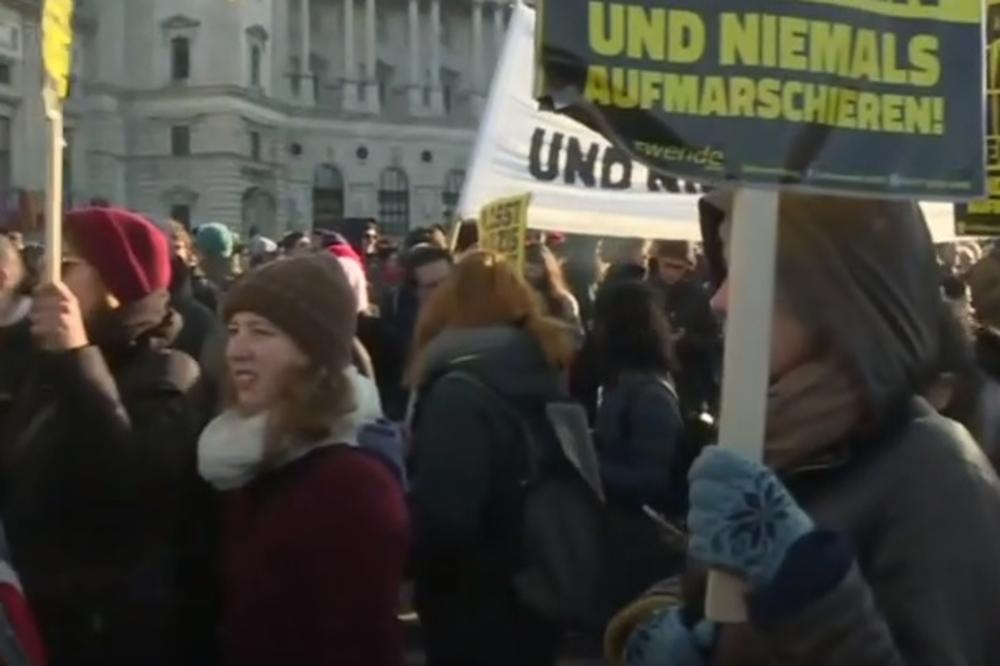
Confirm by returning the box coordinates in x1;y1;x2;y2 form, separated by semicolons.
0;293;212;666
190;269;223;314
689;400;1000;666
657;278;720;416
593;372;686;625
594;371;684;514
0;312;33;438
376;285;420;420
409;327;570;666
170;258;224;366
219;448;409;666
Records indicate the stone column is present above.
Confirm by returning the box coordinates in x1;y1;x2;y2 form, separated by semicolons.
471;0;485;115
492;0;504;56
364;0;380;113
428;0;445;114
408;0;422;113
343;0;359;110
299;0;315;105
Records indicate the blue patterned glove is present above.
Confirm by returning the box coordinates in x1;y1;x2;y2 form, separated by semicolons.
687;447;814;588
625;607;715;666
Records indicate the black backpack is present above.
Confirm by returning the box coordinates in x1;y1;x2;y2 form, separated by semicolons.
447;371;607;631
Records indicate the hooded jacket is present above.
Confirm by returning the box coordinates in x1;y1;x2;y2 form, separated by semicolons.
408;326;571;666
0;292;210;666
692;192;1000;666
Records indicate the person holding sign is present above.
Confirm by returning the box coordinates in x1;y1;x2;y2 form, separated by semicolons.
0;208;210;666
615;193;1000;666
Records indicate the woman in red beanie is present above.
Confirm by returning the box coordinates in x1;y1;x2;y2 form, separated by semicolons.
0;207;212;666
198;253;409;666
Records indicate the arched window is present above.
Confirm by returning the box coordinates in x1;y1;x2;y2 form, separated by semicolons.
313;164;344;229
171;37;190;81
441;169;465;223
378;167;409;235
241;187;277;237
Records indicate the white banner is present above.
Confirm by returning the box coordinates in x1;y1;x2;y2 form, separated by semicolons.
457;3;960;242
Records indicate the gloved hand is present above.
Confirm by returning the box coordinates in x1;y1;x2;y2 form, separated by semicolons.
687;447;814;588
625;607;715;666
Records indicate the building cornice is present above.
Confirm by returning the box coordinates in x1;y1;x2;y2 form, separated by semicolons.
80;84;479;141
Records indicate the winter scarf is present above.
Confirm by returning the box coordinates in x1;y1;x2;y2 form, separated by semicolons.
764;360;864;472
411;326;527;386
198;366;384;490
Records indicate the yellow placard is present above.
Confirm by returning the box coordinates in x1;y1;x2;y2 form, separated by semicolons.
42;0;75;100
478;194;531;271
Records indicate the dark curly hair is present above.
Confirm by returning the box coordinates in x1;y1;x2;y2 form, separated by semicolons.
593;279;674;381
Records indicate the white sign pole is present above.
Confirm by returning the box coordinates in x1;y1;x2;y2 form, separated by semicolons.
705;187;779;622
43;87;64;284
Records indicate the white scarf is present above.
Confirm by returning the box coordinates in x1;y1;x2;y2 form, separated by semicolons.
198;366;384;490
0;297;30;329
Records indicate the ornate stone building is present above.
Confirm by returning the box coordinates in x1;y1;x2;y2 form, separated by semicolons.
0;0;511;237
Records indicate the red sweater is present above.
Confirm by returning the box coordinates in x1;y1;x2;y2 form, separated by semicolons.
220;447;409;666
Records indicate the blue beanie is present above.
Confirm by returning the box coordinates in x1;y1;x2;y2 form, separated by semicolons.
196;223;234;259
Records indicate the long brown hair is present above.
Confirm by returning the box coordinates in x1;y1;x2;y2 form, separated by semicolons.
408;250;575;385
221;339;356;465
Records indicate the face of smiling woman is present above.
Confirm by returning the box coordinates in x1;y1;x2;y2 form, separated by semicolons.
225;311;310;415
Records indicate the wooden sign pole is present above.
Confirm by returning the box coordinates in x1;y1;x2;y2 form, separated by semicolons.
43;87;65;284
705;187;779;622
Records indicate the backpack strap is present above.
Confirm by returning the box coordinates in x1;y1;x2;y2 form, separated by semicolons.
444;370;604;500
442;370;542;483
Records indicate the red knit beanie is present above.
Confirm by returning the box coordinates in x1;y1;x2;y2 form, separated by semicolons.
64;207;172;304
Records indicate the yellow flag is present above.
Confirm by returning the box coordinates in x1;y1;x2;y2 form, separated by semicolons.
42;0;75;100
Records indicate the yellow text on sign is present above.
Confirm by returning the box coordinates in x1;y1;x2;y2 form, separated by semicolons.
478;194;531;272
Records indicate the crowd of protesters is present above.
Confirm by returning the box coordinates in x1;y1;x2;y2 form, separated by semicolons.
0;192;999;666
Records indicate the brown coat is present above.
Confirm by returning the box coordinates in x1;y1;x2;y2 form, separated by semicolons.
695;400;1000;666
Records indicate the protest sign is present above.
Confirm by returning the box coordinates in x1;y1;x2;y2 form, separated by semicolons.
461;4;960;241
41;0;74;283
535;0;987;622
535;0;985;199
459;2;705;240
955;0;1000;236
479;193;531;270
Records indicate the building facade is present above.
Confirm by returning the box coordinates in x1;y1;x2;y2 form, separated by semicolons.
0;0;511;237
